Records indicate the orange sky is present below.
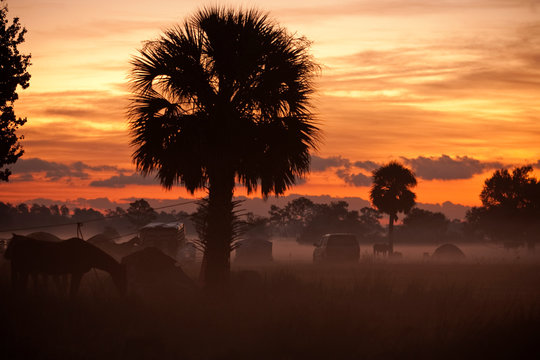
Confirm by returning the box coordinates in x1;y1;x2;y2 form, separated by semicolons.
2;0;539;210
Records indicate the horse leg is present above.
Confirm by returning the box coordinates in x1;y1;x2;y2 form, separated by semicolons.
70;272;83;298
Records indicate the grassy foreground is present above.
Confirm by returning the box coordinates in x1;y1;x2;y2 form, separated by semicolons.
0;259;539;360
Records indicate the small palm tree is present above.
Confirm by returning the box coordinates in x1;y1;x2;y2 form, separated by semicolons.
370;162;417;254
128;7;319;287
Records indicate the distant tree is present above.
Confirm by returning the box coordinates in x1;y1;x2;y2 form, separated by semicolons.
105;207;126;217
269;197;316;236
358;207;384;241
0;2;31;181
72;207;104;223
269;197;379;242
16;202;28;215
49;204;60;216
480;166;539;211
128;7;320;287
302;201;362;241
243;212;270;239
155;210;179;223
60;205;70;217
370;162;417;253
126;199;157;228
401;207;449;242
0;201;15;226
467;166;540;245
30;203;51;217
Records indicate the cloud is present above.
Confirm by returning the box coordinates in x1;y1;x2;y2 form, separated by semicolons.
336;169;372;187
11;158;89;180
89;173;160;188
9;158;126;181
274;1;538;22
311;154;508;184
311;155;350;171
16;173;35;181
416;201;471;220
402;155;503;180
21;89;129;122
353;160;379;172
318;154;512;183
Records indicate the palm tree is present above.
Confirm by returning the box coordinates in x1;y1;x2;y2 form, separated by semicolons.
370;162;417;254
128;7;319;287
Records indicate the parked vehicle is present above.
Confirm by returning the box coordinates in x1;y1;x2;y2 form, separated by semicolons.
313;233;359;263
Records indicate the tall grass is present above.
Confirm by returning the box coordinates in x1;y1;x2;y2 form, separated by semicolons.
0;258;539;359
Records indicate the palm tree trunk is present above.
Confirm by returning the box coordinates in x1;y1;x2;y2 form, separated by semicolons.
203;169;235;289
388;213;395;254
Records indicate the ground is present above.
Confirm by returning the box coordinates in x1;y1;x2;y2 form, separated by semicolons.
0;244;539;359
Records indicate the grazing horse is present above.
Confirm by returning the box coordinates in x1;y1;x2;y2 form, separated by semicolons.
4;234;126;297
373;243;391;256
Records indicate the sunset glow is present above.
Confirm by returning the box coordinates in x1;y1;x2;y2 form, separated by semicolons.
3;0;540;214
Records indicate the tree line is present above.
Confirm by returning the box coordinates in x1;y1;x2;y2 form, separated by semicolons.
0;199;194;239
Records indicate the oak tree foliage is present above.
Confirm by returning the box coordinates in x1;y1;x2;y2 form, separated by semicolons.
0;1;30;181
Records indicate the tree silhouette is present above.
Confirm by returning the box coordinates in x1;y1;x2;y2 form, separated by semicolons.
370;161;417;253
128;7;319;287
0;2;31;181
401;207;449;242
468;165;540;245
126;199;157;229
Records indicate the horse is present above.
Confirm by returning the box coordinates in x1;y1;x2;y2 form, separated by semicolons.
373;243;391;256
4;234;126;297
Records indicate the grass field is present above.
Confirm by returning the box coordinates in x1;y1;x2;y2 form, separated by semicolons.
1;253;539;359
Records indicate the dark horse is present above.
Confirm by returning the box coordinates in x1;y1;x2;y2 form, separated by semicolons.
4;234;126;297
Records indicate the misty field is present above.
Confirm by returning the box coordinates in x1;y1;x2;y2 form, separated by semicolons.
1;243;539;360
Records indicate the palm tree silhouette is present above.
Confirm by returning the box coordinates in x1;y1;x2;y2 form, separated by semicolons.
370;162;417;254
128;7;319;287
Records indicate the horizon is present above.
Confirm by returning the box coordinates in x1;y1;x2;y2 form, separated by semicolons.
2;0;540;208
0;193;471;222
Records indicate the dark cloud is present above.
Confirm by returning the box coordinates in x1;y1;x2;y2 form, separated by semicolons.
15;173;35;182
353;160;380;172
71;162;119;172
402;155;503;180
336;169;372;187
11;158;89;180
311;155;350;171
312;154;510;183
294;177;308;186
9;158;126;181
319;154;511;182
89;173;160;188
